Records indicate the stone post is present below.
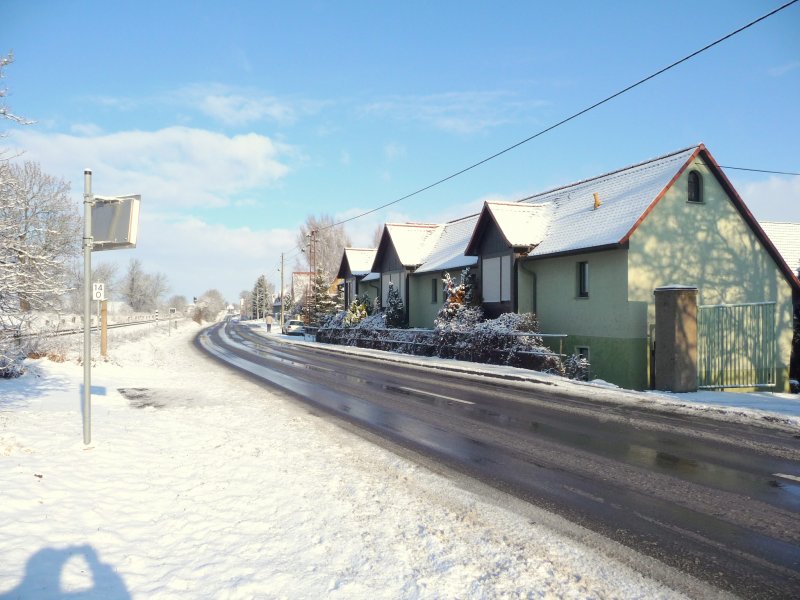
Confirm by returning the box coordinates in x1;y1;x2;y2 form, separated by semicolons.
654;286;698;392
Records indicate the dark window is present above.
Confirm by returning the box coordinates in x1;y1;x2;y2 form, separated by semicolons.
576;346;590;361
688;170;703;203
577;262;589;298
431;278;438;303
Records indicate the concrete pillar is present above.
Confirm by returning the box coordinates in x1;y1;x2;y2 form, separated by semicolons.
654;286;698;392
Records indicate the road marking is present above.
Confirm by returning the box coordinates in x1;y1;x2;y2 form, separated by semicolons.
398;386;475;405
773;473;800;483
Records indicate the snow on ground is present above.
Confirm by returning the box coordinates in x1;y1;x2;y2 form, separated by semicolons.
0;320;709;599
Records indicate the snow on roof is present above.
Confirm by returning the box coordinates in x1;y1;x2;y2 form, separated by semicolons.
384;223;443;267
522;145;699;257
361;271;379;282
485;201;553;248
343;248;377;277
415;214;480;274
760;221;800;276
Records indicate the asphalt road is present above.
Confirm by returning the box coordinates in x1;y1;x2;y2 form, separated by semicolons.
198;319;800;599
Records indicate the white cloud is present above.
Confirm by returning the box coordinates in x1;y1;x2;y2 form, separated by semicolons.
737;176;800;223
70;123;103;136
197;93;295;126
363;91;547;135
9;126;292;209
768;61;800;77
95;213;297;303
384;143;406;161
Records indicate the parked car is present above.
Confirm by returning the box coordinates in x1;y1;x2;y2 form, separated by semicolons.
282;319;305;335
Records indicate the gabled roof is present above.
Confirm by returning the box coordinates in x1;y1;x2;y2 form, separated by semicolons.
521;145;699;257
464;202;552;256
459;144;799;291
371;223;442;271
760;222;800;276
415;214;480;274
336;247;377;279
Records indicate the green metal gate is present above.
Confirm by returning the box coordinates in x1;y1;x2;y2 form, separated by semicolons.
697;301;776;389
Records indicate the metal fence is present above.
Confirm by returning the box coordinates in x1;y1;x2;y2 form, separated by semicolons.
697;301;776;389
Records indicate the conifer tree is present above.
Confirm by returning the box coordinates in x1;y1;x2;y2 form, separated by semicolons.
385;281;405;328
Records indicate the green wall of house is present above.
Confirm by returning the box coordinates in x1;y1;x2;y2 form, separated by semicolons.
521;249;650;389
356;279;380;307
409;272;444;328
628;156;795;390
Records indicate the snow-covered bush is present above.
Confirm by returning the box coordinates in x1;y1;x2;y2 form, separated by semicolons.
434;268;476;328
564;354;590;381
0;345;24;379
343;293;372;327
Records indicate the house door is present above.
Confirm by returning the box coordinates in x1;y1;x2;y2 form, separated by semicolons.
697;301;777;389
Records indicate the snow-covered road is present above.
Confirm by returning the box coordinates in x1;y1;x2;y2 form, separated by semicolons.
1;321;727;598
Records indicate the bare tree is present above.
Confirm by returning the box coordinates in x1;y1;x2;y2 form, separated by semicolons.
0;161;80;314
239;290;253;319
65;261;119;313
1;161;79;371
166;294;188;313
371;224;383;248
194;288;226;322
1;53;31;127
119;258;169;312
295;214;352;287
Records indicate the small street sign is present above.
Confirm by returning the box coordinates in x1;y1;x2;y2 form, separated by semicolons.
92;283;105;301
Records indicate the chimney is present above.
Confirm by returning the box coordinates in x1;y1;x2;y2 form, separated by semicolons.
593;192;602;210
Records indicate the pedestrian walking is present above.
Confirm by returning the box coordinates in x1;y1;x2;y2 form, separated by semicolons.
266;314;274;333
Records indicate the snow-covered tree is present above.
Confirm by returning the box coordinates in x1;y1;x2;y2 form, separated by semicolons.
310;268;337;324
119;258;169;312
251;275;274;320
1;53;30;128
65;261;119;313
194;289;226;323
385;281;405;328
1;161;80;374
166;294;188;314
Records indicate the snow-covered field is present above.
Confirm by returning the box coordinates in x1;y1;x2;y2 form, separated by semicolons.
0;321;745;599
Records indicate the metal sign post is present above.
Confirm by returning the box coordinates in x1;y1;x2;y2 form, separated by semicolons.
81;170;141;445
82;170;93;445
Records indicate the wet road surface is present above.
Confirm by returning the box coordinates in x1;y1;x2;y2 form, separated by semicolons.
198;320;800;598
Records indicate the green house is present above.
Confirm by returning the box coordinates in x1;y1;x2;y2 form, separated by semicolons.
388;144;799;391
458;144;799;390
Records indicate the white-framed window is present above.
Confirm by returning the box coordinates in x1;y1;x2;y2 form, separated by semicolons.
482;255;512;303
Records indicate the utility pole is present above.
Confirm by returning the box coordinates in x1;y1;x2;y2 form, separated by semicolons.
279;252;285;329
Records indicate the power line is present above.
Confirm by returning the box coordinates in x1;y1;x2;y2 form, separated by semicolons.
720;165;800;176
311;0;797;234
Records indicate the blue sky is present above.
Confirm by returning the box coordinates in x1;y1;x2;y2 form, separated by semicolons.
3;0;799;303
